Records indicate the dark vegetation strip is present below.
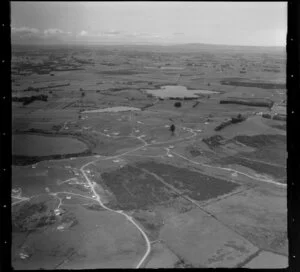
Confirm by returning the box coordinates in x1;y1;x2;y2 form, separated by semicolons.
12;150;94;166
262;113;286;121
215;114;246;131
12;94;48;105
99;70;146;75
141;103;155;111
52;68;84;71
220;80;285;89
23;83;70;92
220;97;273;108
169;97;200;101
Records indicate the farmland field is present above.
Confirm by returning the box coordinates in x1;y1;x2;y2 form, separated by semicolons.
11;40;287;269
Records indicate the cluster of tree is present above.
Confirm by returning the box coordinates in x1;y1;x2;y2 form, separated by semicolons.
12;94;48;105
202;135;225;149
273;114;286;121
215;114;246;131
141;103;154;111
80;88;85;97
262;113;272;119
174;258;194;268
169;97;198;101
174;101;182;107
73;57;94;65
231;113;246;123
192;101;200;108
263;68;280;73
170;124;175;135
23;83;70;92
262;113;286;121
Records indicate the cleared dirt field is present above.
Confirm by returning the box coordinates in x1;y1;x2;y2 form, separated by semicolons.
99;165;177;210
136;161;240;201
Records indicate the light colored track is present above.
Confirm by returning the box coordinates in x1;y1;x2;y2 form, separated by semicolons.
169;149;286;187
80;158;151;268
13;122;286;268
12;198;30;206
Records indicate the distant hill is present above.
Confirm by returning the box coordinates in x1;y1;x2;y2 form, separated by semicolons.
166;43;285;53
12;42;285;55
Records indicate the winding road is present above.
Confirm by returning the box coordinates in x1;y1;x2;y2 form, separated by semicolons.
77;125;286;268
12;122;286;268
80;158;151;268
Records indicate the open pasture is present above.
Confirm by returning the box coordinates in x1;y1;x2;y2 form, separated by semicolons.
11;43;286;269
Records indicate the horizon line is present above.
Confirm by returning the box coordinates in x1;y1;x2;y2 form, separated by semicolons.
11;41;286;49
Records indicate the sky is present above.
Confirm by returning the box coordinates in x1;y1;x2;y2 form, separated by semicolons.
11;2;287;46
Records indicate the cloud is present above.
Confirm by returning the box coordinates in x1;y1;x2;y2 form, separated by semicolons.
139;33;162;39
125;32;162;39
12;25;72;44
103;30;121;35
78;30;88;36
11;26;42;43
173;32;185;36
133;32;148;37
97;29;123;37
44;28;64;35
11;25;164;45
11;26;40;35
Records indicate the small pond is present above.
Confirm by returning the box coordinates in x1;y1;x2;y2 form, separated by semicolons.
13;134;88;156
145;85;219;98
82;106;141;113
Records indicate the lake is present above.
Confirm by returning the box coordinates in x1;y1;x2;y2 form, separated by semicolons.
145;85;219;98
82;106;141;113
12;134;88;156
